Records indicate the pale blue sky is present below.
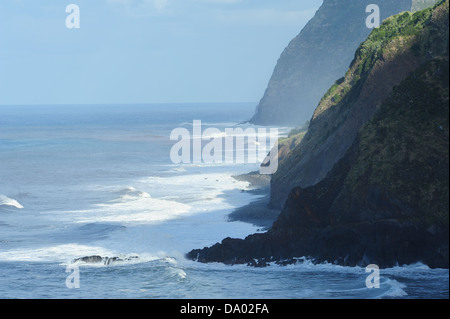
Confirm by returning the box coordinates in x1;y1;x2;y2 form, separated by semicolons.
0;0;322;105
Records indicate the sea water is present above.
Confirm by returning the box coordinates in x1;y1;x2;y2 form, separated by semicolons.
0;103;448;299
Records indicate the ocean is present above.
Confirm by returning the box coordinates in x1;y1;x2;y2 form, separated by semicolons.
0;103;448;299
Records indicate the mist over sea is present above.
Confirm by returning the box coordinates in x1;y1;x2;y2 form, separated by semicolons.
0;104;448;299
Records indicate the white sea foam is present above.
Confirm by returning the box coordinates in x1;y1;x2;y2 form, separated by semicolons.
137;172;253;207
168;267;187;280
0;244;115;262
382;279;408;298
0;194;24;209
45;195;191;225
8;172;260;267
0;242;173;265
114;186;151;201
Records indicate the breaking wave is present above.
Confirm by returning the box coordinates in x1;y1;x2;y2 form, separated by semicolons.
0;194;24;209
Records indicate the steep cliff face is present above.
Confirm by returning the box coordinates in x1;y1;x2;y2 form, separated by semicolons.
250;0;412;126
270;0;449;208
188;1;449;269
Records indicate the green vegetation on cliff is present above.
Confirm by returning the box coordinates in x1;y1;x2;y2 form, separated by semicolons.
317;0;447;119
345;56;449;226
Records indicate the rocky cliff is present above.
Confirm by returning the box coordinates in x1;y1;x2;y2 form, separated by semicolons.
250;0;412;126
188;1;449;269
270;0;449;209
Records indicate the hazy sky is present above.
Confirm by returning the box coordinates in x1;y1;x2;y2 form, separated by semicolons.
0;0;322;105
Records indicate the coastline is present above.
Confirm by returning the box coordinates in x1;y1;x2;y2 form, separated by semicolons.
230;171;280;229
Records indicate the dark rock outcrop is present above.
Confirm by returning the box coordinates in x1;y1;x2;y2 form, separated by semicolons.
74;255;139;265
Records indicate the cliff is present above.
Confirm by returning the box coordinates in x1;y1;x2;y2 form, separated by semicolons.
250;0;412;126
270;0;449;208
188;1;449;269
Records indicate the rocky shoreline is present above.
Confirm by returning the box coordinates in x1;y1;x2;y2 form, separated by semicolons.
189;157;449;269
229;172;280;229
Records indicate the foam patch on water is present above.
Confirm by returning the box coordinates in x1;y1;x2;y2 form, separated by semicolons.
137;172;254;207
0;244;115;262
43;190;191;225
0;194;24;209
380;279;408;298
0;243;175;266
44;172;257;226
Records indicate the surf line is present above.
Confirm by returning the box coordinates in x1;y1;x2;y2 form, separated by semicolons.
169;120;279;175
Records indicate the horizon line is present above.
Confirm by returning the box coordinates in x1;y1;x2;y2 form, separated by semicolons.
0;101;258;107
